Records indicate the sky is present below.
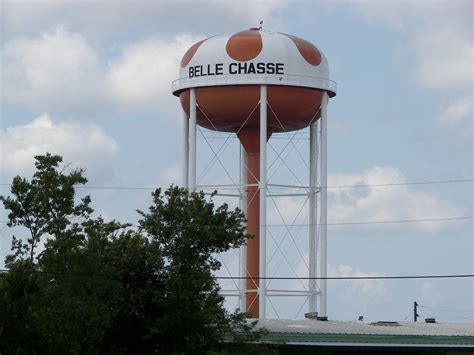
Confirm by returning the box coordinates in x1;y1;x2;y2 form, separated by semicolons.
1;0;473;323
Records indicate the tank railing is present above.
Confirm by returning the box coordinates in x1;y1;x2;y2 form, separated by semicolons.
172;73;337;86
172;74;337;94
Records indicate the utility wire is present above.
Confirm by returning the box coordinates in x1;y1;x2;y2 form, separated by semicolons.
265;216;474;226
0;269;472;280
0;183;156;191
202;274;474;280
0;179;473;191
0;216;473;226
418;305;474;313
325;179;474;189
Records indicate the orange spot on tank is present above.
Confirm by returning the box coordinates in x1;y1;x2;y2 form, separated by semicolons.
280;33;321;66
226;30;263;62
181;38;207;68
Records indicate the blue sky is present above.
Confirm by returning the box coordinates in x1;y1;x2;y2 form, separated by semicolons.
1;0;472;322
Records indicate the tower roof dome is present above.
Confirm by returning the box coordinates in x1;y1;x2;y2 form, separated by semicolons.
172;29;336;97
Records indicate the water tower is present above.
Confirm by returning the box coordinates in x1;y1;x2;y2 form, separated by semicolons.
172;28;336;319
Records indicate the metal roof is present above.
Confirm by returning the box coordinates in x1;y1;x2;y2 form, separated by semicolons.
249;319;474;348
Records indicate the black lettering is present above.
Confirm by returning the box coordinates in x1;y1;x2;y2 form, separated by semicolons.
216;63;223;75
256;63;266;74
189;67;194;78
266;63;275;74
238;62;247;74
247;62;256;74
206;64;213;76
229;63;238;74
276;63;284;75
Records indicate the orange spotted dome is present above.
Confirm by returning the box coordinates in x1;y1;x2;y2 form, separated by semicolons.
173;28;336;133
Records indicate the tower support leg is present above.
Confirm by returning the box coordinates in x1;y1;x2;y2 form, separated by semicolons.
240;146;248;312
182;108;189;189
320;91;329;318
189;88;197;192
309;121;318;313
259;84;267;319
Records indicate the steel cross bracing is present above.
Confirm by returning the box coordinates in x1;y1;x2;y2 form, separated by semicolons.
192;112;322;319
183;88;329;319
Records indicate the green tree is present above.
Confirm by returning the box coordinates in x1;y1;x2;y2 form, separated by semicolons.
0;154;94;354
0;155;261;354
97;223;166;353
0;153;92;265
0;153;137;353
137;187;255;354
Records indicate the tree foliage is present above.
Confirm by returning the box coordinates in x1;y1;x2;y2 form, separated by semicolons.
137;187;251;354
0;153;92;265
0;154;261;354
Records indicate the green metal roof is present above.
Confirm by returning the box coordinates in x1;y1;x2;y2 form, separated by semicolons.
259;332;474;348
232;320;474;349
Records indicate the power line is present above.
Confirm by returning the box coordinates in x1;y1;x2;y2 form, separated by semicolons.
0;178;472;191
326;179;474;189
418;305;474;313
0;216;472;226
0;269;472;280
0;183;154;191
212;274;474;280
265;216;474;226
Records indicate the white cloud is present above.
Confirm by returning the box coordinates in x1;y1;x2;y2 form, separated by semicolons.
106;35;199;109
268;195;308;225
328;264;388;304
354;0;409;30
1;1;288;41
267;166;465;235
1;28;201;116
291;254;389;309
2;28;104;111
0;114;118;178
329;166;466;234
353;1;473;91
411;28;473;91
217;0;288;25
1;0;289;115
352;2;473;136
439;96;473;128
